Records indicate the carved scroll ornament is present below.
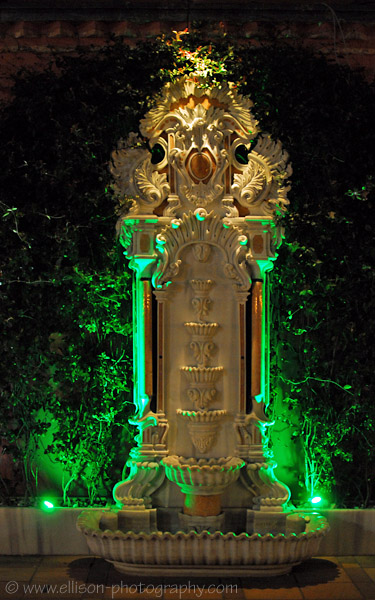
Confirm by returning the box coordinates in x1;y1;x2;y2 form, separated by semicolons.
110;146;169;215
153;209;250;290
112;76;291;220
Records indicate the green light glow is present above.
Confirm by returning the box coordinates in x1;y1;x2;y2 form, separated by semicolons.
128;258;156;420
138;395;149;414
133;277;148;417
310;496;322;505
42;500;54;510
156;240;166;253
130;411;157;447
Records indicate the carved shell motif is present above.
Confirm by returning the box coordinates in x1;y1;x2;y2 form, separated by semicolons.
153;211;250;290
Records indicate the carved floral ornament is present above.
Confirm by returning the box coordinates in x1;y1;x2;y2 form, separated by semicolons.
111;76;292;219
152;208;250;289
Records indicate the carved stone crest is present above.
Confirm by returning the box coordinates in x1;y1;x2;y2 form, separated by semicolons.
113;76;291;226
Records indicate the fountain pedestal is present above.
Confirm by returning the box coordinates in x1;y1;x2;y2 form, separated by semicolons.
77;75;329;575
183;494;221;516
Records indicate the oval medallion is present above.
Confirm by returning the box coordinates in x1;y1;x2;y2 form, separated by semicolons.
189;153;212;180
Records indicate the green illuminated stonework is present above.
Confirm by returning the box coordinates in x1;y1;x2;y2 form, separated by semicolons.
77;71;329;577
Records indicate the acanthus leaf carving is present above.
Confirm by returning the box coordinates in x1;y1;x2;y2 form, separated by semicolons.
232;159;266;207
112;77;290;223
110;147;147;204
152;211;251;290
186;387;217;410
110;146;170;215
223;263;242;283
140;77;259;142
231;134;292;216
165;260;182;281
222;195;239;218
201;388;217;408
118;221;134;253
134;158;170;208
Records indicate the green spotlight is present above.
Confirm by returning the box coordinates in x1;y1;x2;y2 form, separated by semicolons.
42;500;54;510
310;496;322;505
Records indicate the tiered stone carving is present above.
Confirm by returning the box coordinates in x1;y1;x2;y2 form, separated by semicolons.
179;279;226;454
177;409;227;454
190;279;213;321
182;367;222;410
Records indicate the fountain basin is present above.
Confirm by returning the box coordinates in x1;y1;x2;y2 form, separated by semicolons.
161;456;244;495
181;366;223;383
184;322;219;339
77;510;329;577
176;409;226;422
177;410;227;454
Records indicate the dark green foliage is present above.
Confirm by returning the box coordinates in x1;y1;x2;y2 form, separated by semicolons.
0;31;374;506
0;41;172;504
239;46;375;507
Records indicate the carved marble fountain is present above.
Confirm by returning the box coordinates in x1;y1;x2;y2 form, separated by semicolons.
77;76;329;576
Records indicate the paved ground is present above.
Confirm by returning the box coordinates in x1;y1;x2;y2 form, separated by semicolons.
1;555;375;599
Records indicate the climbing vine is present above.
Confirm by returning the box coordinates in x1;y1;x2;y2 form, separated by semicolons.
0;28;374;507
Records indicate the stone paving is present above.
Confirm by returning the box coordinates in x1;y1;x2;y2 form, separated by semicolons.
1;555;375;599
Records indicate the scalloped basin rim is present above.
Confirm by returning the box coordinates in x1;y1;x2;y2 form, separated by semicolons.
162;456;245;471
181;366;223;371
184;322;218;327
77;510;329;541
177;410;227;416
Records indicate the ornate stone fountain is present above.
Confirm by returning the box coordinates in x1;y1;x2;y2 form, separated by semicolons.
77;76;329;576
